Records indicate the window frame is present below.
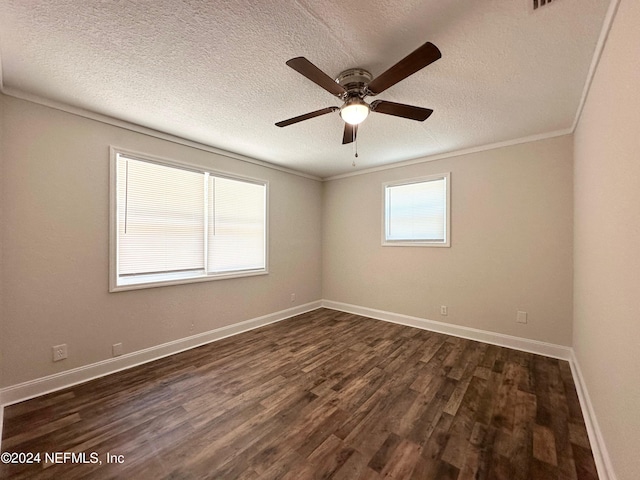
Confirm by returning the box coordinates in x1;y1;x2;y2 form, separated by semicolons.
109;146;269;292
381;172;451;248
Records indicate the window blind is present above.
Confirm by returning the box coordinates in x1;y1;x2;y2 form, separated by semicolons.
386;177;446;241
208;176;266;273
113;152;268;289
116;155;205;276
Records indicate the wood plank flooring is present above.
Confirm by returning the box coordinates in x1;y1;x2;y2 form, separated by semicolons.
1;308;598;479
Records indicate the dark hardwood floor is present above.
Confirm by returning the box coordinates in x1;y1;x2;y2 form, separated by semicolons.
1;308;598;479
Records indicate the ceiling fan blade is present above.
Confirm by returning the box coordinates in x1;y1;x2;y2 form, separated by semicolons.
367;42;441;96
286;57;347;97
275;107;339;127
342;123;358;144
370;100;433;121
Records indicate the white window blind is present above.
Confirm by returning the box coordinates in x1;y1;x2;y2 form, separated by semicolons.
117;157;205;275
383;174;450;246
112;151;267;290
208;176;266;273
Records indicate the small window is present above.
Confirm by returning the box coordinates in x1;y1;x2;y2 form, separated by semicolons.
110;148;267;291
383;173;450;247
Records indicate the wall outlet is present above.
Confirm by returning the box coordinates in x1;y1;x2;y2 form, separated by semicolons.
112;343;123;357
440;305;448;316
52;344;68;362
517;310;528;324
290;293;296;303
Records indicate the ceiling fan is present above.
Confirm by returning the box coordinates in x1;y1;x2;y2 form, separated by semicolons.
275;41;441;145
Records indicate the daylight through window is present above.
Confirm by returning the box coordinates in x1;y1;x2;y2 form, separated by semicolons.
111;151;267;290
383;173;450;247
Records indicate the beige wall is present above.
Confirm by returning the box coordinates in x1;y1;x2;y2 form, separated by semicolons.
323;135;574;345
573;0;640;478
0;95;323;388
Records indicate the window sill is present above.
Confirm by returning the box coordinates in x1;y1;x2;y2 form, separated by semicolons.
382;240;450;248
109;268;268;292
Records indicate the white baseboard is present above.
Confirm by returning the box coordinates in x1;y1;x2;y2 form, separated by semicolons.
569;351;617;480
0;301;322;409
321;300;572;360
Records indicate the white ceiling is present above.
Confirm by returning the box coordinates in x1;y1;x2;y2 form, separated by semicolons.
0;0;611;178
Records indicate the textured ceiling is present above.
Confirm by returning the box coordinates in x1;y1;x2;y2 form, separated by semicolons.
0;0;610;178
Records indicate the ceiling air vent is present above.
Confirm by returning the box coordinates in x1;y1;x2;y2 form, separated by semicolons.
533;0;554;10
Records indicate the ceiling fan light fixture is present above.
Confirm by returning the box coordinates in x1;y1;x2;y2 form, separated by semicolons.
340;98;369;125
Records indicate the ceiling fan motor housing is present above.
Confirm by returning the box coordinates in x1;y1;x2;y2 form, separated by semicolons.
335;68;373;98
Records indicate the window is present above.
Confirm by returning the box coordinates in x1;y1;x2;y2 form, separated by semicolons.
110;148;267;291
383;173;450;247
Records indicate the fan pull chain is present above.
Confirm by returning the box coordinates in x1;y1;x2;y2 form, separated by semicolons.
354;135;359;158
352;129;358;166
